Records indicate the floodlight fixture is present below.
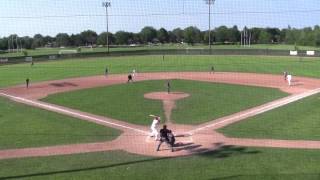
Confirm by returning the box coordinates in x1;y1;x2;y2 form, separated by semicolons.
205;0;216;50
102;1;111;53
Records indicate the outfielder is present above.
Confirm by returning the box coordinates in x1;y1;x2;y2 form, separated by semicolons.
166;81;171;94
149;115;160;140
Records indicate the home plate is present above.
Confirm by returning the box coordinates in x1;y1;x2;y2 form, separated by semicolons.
145;136;157;143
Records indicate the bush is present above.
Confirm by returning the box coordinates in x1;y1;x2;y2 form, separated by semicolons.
23;50;28;56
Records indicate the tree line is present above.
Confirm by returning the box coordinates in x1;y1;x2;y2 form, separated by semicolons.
1;25;320;51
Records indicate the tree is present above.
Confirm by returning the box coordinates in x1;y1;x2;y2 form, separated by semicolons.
70;34;82;47
115;31;131;45
285;27;300;44
157;28;169;43
314;26;320;46
215;26;229;43
80;30;98;46
21;36;33;49
55;33;70;47
43;36;54;47
172;28;184;43
97;32;115;45
139;26;157;43
32;34;45;48
0;37;8;50
203;30;215;44
266;28;281;43
183;26;201;45
258;30;271;44
229;25;240;43
132;33;141;44
250;28;262;44
298;27;314;46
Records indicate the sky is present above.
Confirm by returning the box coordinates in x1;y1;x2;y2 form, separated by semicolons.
0;0;319;37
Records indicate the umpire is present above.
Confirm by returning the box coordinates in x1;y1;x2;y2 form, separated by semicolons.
157;125;174;152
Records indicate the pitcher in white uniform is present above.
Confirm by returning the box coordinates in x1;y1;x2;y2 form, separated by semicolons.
150;116;160;140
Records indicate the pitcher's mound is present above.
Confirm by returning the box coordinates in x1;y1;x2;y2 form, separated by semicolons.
144;92;190;101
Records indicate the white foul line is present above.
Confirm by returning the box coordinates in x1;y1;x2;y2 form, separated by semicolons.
188;88;320;135
0;93;149;135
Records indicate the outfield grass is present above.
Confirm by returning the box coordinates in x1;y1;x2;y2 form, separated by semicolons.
219;93;320;140
1;55;320;88
42;80;287;125
0;97;120;150
1;148;320;180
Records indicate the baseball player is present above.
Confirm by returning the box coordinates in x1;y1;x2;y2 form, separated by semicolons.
283;71;288;81
149;115;160;140
287;74;292;86
211;65;215;74
26;78;30;88
166;81;171;94
127;74;133;83
132;69;136;77
105;66;108;77
157;125;175;152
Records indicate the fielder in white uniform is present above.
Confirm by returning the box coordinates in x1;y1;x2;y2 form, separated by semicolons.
287;74;292;86
132;69;136;77
150;116;160;140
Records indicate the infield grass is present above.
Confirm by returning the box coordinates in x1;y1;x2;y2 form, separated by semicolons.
0;97;120;150
1;55;320;88
42;80;287;125
219;93;320;140
1;148;320;179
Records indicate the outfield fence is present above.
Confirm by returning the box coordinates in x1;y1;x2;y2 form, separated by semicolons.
1;49;319;65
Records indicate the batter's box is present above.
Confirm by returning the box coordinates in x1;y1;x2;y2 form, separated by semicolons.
145;134;193;144
175;133;193;144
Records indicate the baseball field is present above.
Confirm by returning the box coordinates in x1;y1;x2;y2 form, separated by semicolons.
1;54;320;179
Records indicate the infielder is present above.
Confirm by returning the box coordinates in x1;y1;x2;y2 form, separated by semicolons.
132;69;136;77
287;74;292;86
149;115;160;140
26;78;30;88
283;71;288;81
105;66;108;77
211;65;215;74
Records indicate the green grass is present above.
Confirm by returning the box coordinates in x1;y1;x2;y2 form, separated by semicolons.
42;80;287;125
1;148;320;179
219;93;320;140
1;55;320;88
1;44;319;58
0;97;120;150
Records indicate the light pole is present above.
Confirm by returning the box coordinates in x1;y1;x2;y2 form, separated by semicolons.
205;0;215;50
102;1;111;53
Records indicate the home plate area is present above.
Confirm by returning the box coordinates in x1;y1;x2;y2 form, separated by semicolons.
145;133;193;144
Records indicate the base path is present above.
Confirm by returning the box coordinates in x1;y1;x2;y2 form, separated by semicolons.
1;72;320;160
